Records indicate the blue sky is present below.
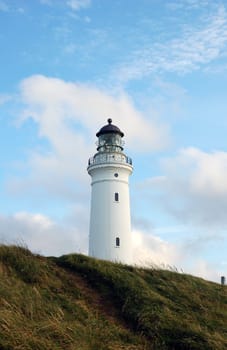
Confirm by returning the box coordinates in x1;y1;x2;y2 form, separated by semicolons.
1;0;227;282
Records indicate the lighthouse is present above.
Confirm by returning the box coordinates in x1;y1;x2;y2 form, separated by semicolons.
87;119;133;264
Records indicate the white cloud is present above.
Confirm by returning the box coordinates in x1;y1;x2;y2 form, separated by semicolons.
183;259;221;282
7;74;169;199
134;147;227;283
19;75;169;152
145;147;227;227
0;211;88;256
66;0;91;11
114;5;227;82
132;228;221;282
132;229;180;267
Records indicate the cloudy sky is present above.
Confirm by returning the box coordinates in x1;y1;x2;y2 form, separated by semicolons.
1;0;227;282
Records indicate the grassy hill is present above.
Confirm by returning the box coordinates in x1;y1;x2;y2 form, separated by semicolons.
0;245;226;350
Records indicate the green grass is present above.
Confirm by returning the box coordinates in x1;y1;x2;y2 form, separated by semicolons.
0;245;226;349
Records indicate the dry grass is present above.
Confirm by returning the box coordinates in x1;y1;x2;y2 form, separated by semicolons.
0;245;226;350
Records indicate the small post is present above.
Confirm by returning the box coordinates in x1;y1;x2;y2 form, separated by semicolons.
221;276;225;285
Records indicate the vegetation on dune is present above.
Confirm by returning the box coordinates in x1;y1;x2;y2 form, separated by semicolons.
0;245;226;349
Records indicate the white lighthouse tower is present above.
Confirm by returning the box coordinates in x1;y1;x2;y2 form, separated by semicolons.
87;118;133;264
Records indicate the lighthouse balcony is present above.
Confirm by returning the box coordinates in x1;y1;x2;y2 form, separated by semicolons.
88;153;132;166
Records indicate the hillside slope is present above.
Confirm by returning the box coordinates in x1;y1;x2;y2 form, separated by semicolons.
0;245;226;350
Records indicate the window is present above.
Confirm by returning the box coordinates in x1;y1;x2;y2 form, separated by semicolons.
114;173;118;177
114;192;119;201
116;237;120;247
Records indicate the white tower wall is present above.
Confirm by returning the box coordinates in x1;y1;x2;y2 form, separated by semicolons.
88;162;132;264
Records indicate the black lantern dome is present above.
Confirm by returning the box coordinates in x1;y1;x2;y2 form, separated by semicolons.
96;118;124;138
96;119;124;152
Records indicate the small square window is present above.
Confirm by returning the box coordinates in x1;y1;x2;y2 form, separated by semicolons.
115;192;119;201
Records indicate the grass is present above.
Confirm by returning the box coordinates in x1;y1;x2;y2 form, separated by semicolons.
0;245;226;349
